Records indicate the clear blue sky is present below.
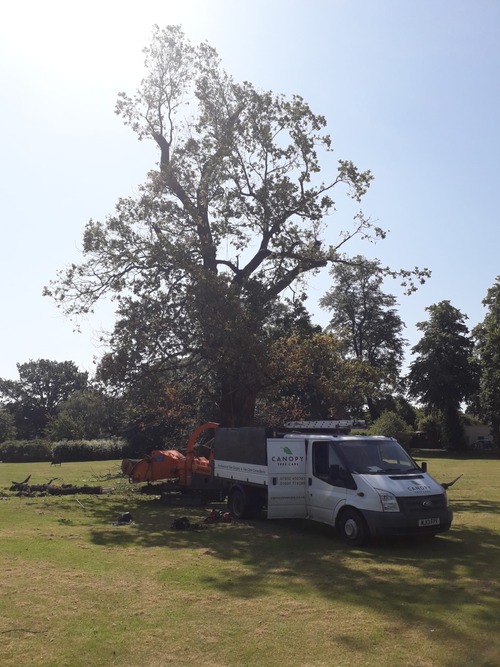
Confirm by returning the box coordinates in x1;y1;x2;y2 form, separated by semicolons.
1;0;499;381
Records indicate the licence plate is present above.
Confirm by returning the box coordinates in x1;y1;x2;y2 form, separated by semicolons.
419;517;440;527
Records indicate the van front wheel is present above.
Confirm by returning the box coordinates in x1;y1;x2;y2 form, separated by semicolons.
338;508;369;547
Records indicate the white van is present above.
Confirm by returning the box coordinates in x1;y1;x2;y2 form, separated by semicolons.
213;425;452;546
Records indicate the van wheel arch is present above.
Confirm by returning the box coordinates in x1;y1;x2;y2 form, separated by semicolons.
228;484;265;520
336;507;370;547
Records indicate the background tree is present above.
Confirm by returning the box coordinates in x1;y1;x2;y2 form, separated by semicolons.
256;331;381;427
0;360;88;439
45;25;426;427
46;389;125;441
407;301;479;450
45;412;85;441
368;410;412;448
415;412;444;448
473;277;500;446
122;378;202;454
320;256;407;419
0;410;16;443
97;350;221;451
372;395;417;430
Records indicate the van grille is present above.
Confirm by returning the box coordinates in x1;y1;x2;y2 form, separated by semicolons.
396;494;447;514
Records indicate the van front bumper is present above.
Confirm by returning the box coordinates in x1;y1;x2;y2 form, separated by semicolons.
362;507;453;539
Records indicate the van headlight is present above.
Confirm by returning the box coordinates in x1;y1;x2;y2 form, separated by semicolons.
375;490;400;512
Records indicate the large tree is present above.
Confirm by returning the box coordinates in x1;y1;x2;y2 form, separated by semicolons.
319;255;407;419
473;278;500;445
45;25;426;426
0;360;88;438
407;301;479;450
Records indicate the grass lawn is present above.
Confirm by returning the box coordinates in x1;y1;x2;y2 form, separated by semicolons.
1;455;499;667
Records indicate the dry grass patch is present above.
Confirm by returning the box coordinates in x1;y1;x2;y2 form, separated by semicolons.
1;458;500;666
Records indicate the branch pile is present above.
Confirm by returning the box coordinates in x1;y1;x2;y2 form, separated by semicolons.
9;475;113;497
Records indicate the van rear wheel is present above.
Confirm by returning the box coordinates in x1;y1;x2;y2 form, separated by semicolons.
228;486;248;520
338;508;369;547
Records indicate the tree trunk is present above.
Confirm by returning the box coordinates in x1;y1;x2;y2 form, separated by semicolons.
217;379;258;426
443;407;466;451
367;396;379;422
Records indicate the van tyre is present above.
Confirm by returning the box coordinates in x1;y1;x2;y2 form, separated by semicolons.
338;508;369;547
228;486;248;520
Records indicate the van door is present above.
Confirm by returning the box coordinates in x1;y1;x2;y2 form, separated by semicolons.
307;440;354;525
266;439;307;519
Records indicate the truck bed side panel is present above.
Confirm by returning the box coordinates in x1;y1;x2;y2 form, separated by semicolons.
213;460;268;485
214;427;267;465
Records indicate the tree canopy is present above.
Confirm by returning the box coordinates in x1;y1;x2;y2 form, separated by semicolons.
45;25;427;426
320;255;407;418
45;389;125;441
0;360;88;438
473;277;500;445
407;301;479;449
256;331;381;426
0;410;16;443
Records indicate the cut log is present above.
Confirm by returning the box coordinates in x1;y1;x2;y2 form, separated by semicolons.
9;480;106;496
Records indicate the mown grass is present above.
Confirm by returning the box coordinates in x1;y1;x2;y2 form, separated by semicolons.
1;456;499;667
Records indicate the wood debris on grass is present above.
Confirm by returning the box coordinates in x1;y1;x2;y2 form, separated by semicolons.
8;475;114;497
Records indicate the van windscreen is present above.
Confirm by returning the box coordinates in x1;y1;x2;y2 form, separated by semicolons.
337;439;417;474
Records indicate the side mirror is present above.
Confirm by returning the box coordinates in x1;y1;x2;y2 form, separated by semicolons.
421;461;427;473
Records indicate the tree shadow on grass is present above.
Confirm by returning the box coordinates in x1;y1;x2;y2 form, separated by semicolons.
449;498;500;514
86;494;500;665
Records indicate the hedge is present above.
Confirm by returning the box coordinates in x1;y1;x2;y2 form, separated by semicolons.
52;439;127;463
0;438;129;463
0;440;53;463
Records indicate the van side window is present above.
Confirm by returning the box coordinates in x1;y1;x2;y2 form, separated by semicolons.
312;442;353;488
